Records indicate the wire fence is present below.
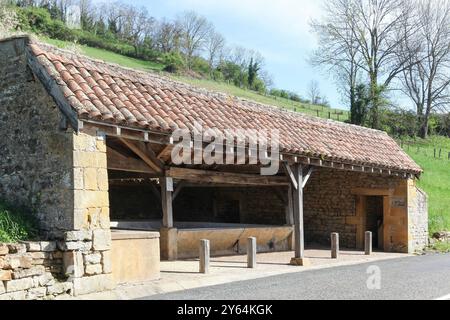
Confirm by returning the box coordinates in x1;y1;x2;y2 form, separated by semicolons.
400;141;450;161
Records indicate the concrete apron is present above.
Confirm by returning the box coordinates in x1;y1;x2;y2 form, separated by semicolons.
69;249;411;300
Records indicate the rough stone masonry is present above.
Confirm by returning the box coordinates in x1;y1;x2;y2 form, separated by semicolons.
0;37;114;298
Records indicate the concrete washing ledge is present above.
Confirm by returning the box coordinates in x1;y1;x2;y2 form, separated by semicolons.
68;249;412;300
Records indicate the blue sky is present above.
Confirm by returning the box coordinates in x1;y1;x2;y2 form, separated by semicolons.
117;0;344;109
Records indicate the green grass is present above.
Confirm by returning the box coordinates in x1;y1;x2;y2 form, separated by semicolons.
40;37;165;71
39;37;349;122
0;201;38;242
402;136;450;234
428;241;450;253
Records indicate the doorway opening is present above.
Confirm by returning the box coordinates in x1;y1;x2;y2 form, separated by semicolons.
365;196;384;250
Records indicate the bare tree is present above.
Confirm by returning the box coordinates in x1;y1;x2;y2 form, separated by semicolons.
308;80;321;105
400;0;450;138
206;30;225;76
348;0;418;129
176;11;213;70
310;0;363;124
154;19;181;53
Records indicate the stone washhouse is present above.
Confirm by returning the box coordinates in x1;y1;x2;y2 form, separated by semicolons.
0;36;428;298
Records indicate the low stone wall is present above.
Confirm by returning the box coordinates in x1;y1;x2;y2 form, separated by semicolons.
0;233;115;300
0;242;71;300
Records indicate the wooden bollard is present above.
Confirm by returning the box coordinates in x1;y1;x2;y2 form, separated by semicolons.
331;233;339;259
365;231;372;255
247;237;257;268
199;239;210;274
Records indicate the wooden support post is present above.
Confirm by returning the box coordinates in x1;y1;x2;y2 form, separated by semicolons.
247;237;257;268
290;163;309;266
331;233;339;259
199;239;210;274
161;177;174;228
365;231;372;255
286;184;294;225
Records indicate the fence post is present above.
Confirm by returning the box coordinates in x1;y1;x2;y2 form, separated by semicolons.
331;233;339;259
365;231;372;255
247;237;257;268
199;239;210;274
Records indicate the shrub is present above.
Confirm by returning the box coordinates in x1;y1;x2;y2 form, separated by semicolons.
0;201;38;243
162;51;185;73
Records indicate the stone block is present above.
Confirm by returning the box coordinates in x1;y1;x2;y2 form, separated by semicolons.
0;290;26;300
47;282;73;296
73;167;84;190
72;273;115;296
0;256;4;268
84;252;101;265
99;207;110;229
30;252;47;260
59;241;92;252
74;190;109;209
12;265;45;279
7;244;26;254
101;250;112;274
97;168;109;191
84;167;98;190
0;270;12;281
73;151;107;168
40;241;57;252
22;241;41;252
4;254;33;269
85;263;102;275
65;230;93;242
5;277;34;292
93;229;111;251
26;287;47;300
63;251;84;278
36;272;55;286
0;281;5;294
0;244;8;255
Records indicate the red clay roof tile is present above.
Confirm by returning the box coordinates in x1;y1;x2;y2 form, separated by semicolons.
24;40;422;174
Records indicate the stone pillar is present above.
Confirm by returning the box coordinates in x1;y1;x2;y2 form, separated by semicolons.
199;239;210;274
365;231;372;255
247;237;257;268
68;129;114;296
331;233;339;259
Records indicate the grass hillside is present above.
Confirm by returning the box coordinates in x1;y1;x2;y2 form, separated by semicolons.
39;37;349;122
402;136;450;234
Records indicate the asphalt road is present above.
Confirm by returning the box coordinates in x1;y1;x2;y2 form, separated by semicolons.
144;253;450;300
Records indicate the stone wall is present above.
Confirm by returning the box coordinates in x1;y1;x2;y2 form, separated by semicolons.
408;183;429;252
0;242;71;300
0;37;75;237
67;129;113;296
0;38;114;296
303;168;403;248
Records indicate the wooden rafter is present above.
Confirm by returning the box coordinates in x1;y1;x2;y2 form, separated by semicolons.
119;138;164;173
166;167;289;186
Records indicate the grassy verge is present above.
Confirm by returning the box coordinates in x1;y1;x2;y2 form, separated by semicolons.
428;241;450;253
402;135;450;234
40;37;165;72
0;201;38;243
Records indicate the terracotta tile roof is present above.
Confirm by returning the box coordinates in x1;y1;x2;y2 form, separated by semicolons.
25;39;422;174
